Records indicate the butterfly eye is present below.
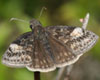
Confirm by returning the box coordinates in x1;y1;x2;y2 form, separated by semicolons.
30;25;32;29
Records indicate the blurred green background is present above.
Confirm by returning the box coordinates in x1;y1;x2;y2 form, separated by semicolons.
0;0;100;80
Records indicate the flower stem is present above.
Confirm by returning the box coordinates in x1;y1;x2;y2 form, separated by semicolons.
34;72;40;80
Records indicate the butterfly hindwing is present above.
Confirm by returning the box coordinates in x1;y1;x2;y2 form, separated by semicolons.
2;32;33;67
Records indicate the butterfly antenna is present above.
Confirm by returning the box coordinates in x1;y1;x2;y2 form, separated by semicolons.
38;6;47;19
10;18;29;23
80;13;90;29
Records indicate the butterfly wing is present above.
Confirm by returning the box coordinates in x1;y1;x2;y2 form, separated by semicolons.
46;26;99;67
2;31;55;72
2;32;33;67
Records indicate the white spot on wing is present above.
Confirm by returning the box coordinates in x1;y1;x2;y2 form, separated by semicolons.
10;44;24;53
10;44;19;49
70;27;83;37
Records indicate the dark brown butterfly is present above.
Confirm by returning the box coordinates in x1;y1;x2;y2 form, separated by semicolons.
2;18;98;72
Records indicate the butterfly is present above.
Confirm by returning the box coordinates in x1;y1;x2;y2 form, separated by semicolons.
2;18;99;72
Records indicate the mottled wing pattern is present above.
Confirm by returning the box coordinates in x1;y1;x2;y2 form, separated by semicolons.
2;24;99;72
46;26;75;44
26;38;55;72
46;26;98;66
2;32;33;67
66;29;98;55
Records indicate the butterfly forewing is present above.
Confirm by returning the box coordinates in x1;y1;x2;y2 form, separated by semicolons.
46;26;99;55
2;32;33;67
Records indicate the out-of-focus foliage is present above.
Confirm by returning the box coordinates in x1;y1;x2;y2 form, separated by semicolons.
0;0;100;80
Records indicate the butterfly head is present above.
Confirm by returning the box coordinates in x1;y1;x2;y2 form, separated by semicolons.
29;19;42;30
30;19;44;37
